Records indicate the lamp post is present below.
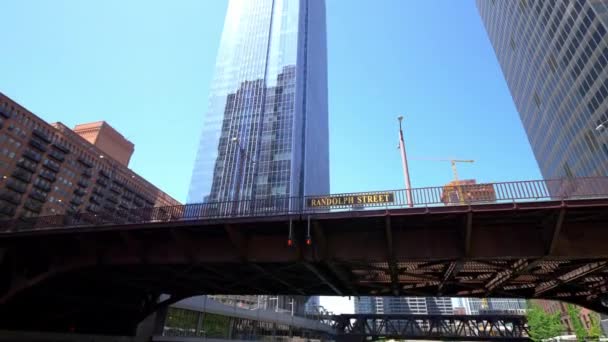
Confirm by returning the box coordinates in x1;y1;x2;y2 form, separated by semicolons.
397;116;414;207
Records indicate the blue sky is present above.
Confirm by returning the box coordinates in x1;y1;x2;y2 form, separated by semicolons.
2;1;542;312
1;0;541;202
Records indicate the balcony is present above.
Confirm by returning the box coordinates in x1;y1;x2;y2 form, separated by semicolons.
23;199;43;213
70;198;83;206
73;188;86;197
6;179;28;194
11;169;33;183
39;171;56;182
33;182;51;193
0;201;16;216
0;189;22;205
77;179;90;188
23;149;42;163
16;160;37;173
28;191;46;202
77;157;93;168
28;139;47;153
48;149;65;162
86;204;99;213
82;169;92;178
96;179;108;187
32;129;52;143
0;108;11;118
42;159;60;172
51;142;70;154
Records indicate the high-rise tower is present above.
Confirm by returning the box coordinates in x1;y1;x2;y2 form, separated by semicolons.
188;0;329;204
354;297;453;315
477;0;608;180
185;0;328;316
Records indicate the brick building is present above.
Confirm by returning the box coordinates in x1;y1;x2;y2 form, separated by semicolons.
534;299;599;334
441;179;497;205
73;121;135;167
0;92;180;221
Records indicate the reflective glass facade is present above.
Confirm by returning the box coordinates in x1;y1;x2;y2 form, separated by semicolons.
355;297;453;315
477;0;608;180
354;297;375;314
188;0;329;204
468;298;527;314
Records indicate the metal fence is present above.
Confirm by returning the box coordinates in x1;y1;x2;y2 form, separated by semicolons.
2;177;608;233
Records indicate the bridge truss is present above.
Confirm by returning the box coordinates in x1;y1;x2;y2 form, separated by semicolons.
332;314;530;341
0;178;608;335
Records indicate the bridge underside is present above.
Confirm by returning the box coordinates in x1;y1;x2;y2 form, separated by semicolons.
0;199;608;335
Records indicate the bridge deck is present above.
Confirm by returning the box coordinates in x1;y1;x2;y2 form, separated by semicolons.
0;197;607;335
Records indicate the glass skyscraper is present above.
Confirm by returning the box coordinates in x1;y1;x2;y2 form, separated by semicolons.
188;0;329;204
468;298;527;314
184;0;327;316
354;297;453;315
477;0;608;180
304;296;320;314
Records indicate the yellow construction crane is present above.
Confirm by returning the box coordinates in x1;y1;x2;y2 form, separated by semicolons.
412;158;475;182
446;159;474;182
412;158;475;204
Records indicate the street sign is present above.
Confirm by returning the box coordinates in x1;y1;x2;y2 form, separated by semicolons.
306;193;395;208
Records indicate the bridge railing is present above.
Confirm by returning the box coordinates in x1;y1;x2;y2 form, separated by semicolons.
1;177;608;232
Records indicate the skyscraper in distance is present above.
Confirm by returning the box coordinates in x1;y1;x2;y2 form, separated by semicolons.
477;0;608;180
188;0;329;205
185;0;328;316
304;296;321;314
354;297;453;315
354;297;376;314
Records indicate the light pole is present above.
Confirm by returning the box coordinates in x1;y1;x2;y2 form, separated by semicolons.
397;116;414;207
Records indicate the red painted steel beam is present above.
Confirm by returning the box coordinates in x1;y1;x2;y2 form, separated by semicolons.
535;260;608;296
547;207;566;255
384;215;400;296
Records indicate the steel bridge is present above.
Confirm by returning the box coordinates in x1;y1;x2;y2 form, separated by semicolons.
331;314;530;341
0;177;607;335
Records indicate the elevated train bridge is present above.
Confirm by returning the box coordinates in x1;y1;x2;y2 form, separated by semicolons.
331;313;530;341
0;177;607;336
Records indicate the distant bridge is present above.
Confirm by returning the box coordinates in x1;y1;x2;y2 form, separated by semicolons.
331;313;530;341
0;177;607;335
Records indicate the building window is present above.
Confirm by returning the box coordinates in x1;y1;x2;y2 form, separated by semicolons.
518;0;528;12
